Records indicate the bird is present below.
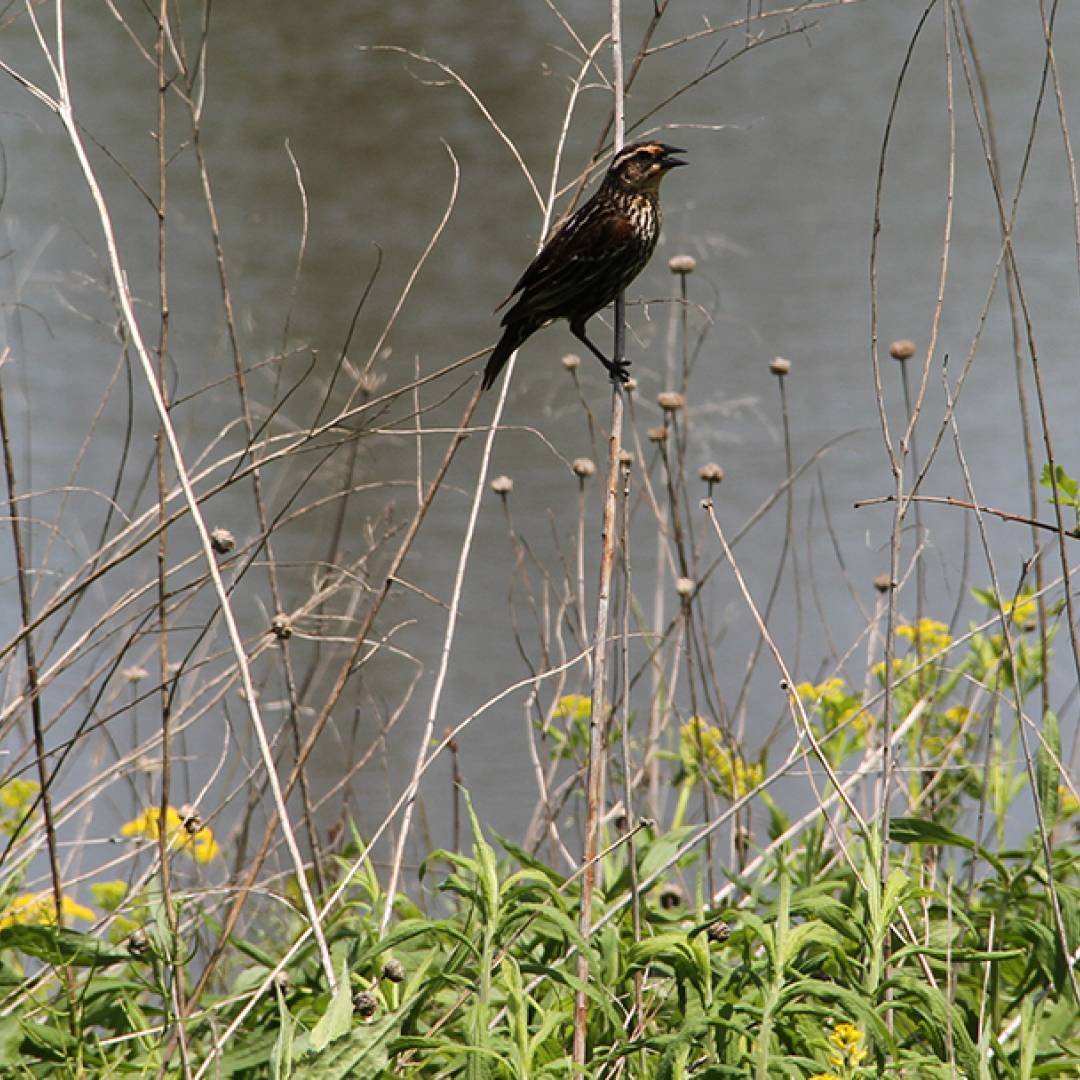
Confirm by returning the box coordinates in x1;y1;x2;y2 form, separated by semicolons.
482;141;687;390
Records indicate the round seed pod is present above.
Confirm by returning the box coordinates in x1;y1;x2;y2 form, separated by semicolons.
353;990;378;1018
769;356;791;376
668;254;697;275
490;474;513;496
572;457;596;479
889;339;915;361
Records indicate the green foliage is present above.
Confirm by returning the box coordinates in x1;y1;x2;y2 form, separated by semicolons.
0;813;1075;1077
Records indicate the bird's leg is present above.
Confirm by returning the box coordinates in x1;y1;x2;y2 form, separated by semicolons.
571;322;631;384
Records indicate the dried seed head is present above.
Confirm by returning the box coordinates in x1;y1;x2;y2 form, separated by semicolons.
623;377;638;393
657;390;686;413
352;990;378;1018
179;804;202;834
572;457;596;479
675;576;695;598
270;613;293;640
668;254;697;275
210;527;235;555
698;462;724;485
561;353;581;371
122;665;149;683
889;339;916;361
873;573;893;593
647;426;668;444
618;449;634;469
382;958;406;983
769;356;791;376
658;882;685;910
355;371;387;397
127;929;150;957
272;969;290;992
707;919;732;944
490;474;513;496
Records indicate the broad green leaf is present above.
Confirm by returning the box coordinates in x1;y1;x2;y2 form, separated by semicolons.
0;925;129;967
310;965;353;1052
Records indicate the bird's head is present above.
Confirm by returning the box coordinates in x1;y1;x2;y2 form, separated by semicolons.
606;141;687;193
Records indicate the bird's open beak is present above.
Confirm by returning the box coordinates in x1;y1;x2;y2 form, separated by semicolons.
659;145;688;169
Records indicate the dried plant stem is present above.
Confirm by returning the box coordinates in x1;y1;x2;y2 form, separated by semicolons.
3;6;336;990
574;2;625;1068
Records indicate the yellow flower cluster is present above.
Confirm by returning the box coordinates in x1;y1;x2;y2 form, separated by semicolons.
680;718;762;799
896;618;952;654
121;806;220;863
552;694;591;722
0;892;94;930
809;1074;842;1080
0;779;38;810
795;679;865;733
828;1022;867;1068
0;779;40;836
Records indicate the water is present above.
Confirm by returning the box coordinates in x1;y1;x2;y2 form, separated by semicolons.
0;1;1076;879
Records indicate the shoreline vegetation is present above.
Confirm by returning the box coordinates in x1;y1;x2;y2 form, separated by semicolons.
0;0;1077;1075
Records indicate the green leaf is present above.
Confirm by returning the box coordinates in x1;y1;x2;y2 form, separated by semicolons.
310;965;353;1052
0;925;130;967
889;816;1007;877
295;1011;400;1080
1035;710;1061;828
272;981;296;1080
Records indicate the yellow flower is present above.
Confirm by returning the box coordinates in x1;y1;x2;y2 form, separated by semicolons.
680;719;762;799
809;1075;842;1080
0;892;94;929
828;1022;867;1068
897;618;951;653
1059;785;1080;819
0;779;38;810
90;880;129;912
121;806;220;863
552;694;591;722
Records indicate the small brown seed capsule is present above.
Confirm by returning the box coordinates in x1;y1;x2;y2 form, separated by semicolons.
210;527;235;555
623;377;638;392
127;929;150;957
122;665;149;683
707;919;732;944
647;426;668;443
561;353;581;371
669;254;697;274
179;804;202;834
618;449;634;468
657;390;687;413
889;339;915;361
675;576;695;598
873;573;893;593
270;613;293;640
769;356;791;376
490;474;513;496
382;958;406;983
353;990;378;1018
658;883;685;910
699;462;724;485
572;457;596;479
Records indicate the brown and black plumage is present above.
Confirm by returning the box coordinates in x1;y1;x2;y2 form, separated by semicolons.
482;141;687;390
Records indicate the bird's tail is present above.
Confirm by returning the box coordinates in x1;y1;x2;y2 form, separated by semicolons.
482;322;529;391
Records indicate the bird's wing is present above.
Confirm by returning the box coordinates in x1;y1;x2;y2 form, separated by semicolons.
499;198;637;320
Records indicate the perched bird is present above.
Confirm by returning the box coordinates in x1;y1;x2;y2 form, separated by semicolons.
482;141;687;390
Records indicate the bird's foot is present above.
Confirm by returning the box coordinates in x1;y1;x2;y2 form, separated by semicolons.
603;357;632;385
